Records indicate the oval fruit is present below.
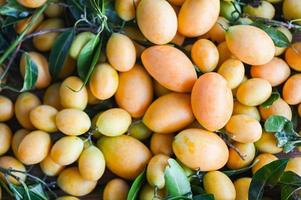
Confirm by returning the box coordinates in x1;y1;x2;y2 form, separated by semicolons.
40;155;64;176
252;153;278;174
285;157;301;176
259;98;292;120
56;196;79;200
30;105;58;132
173;129;229;171
15;14;44;34
97;135;152;180
283;0;301;23
234;177;252;200
227;142;256;170
207;17;229;43
220;0;241;21
17;0;46;8
103;179;130;200
282;74;301;105
255;132;283;154
143;93;194;134
285;42;301;71
233;101;261;121
0;156;26;185
0;95;14;122
43;83;62;110
139;184;166;200
12;129;29;158
69;32;95;59
191;72;233;131
150;133;174;156
141;45;197;92
115;0;139;21
0;123;12;156
44;0;63;17
146;154;169;189
128;121;152;140
244;1;275;19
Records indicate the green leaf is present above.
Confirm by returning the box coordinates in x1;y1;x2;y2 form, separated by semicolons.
223;160;258;177
165;196;192;200
28;184;48;200
281;185;301;200
280;171;301;186
261;92;280;108
249;159;289;200
251;21;290;48
49;28;75;79
193;194;214;200
274;122;300;153
0;0;31;18
164;159;192;197
191;185;206;195
21;53;38;92
264;115;289;132
127;170;146;200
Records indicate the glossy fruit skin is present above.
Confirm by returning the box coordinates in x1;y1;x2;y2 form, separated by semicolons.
97;135;152;180
244;1;275;19
115;64;153;118
60;76;88;110
191;39;219;73
150;133;174;156
226;114;262;143
178;0;220;37
30;105;58;132
207;17;229;43
43;83;62;110
255;132;282;154
0;95;14;122
20;52;52;89
259;98;292;120
51;136;84;166
95;108;132;137
153;80;171;97
203;171;236;200
252;153;278;174
283;0;301;24
173;129;229;171
234;177;252;200
283;74;301;105
115;0;139;21
137;0;177;44
69;32;95;59
139;184;166;200
191;72;233;131
0;123;12;156
217;41;234;66
168;0;185;6
56;196;80;200
251;57;291;86
103;178;130;200
233;101;261;121
143;93;194;134
227;142;256;170
285;157;301;176
15;14;44;34
128;121;152;140
226;25;275;65
0;156;26;185
57;167;97;196
56;109;91;136
15;92;41;129
40;155;64;176
33;18;64;51
12;129;29;158
17;0;46;8
146;154;169;189
141;45;197;92
236;78;272;106
44;1;64;17
285;42;301;71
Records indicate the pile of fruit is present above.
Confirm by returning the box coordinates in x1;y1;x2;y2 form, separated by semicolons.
0;0;301;199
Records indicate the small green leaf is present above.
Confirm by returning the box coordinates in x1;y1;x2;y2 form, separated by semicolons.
193;194;214;200
127;170;145;200
28;184;48;200
281;185;301;200
274;121;300;153
49;28;75;79
223;160;258;177
164;159;192;197
280;171;301;186
264;115;289;133
261;92;280;108
249;159;289;200
21;53;38;92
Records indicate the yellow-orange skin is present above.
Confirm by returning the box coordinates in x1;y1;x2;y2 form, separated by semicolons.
0;123;12;156
146;154;169;189
137;0;177;44
191;72;233;132
56;196;79;200
285;42;301;71
173;129;229;171
251;57;291;86
40;155;64;176
115;0;139;21
226;114;262;143
106;33;136;72
12;129;29;158
33;18;64;51
299;104;301;117
178;0;220;37
217;41;235;66
30;105;58;132
171;32;185;46
236;78;272;106
43;83;62;110
0;156;26;185
115;64;153;118
234;177;252;200
60;76;88;110
44;1;64;17
59;56;76;79
97;135;152;180
58;167;97;197
69;32;95;59
207;17;229;43
191;39;219;73
143;93;194;134
233;101;261;121
232;76;248;97
20;52;51;89
244;1;275;19
227;142;256;170
150;133;174;156
87;87;101;105
17;0;46;8
168;0;185;6
0;0;5;5
252;153;278;174
139;184;166;200
255;132;283;154
15;92;41;129
283;74;301;105
283;0;301;24
285;157;301;176
128;121;152;140
203;171;236;200
103;179;130;200
259;98;292;120
226;25;275;65
15;14;44;34
0;95;14;122
18;130;51;165
153;80;171;97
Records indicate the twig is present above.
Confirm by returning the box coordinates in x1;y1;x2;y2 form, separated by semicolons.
0;43;21;81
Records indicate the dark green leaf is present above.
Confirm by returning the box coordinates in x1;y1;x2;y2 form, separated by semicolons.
264;115;289;132
21;53;38;91
193;194;214;200
165;196;191;200
223;161;257;177
0;0;31;18
249;159;289;200
49;28;75;79
261;92;280;108
191;185;206;195
127;170;145;200
281;185;301;200
274;122;300;153
164;159;192;197
280;171;301;186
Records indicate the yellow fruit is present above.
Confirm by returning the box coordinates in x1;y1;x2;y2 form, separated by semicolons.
153;80;171;97
17;0;46;8
220;1;241;21
128;121;152;140
217;41;234;66
139;184;166;200
51;136;84;165
12;129;29;158
203;171;236;200
259;98;292;120
0;156;26;185
60;76;88;110
0;123;12;156
171;32;186;46
103;178;130;200
173;129;229;171
15;92;41;129
255;132;282;154
30;105;58;132
56;196;80;200
252;153;278;174
15;14;44;34
207;17;229;43
285;157;301;176
87;86;101;105
191;39;219;72
191;72;233;131
236;78;272;106
43;83;62;110
168;0;185;6
69;32;95;59
233;101;261;121
150;133;174;156
0;95;13;121
227;142;256;169
234;177;252;200
97;135;152;180
40;155;64;176
143;93;194;134
283;74;301;105
178;0;220;37
57;167;97;196
56;109;91;136
244;1;275;19
115;0;139;21
285;42;301;71
146;154;169;189
137;0;177;44
226;25;275;65
44;1;63;17
283;0;301;24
